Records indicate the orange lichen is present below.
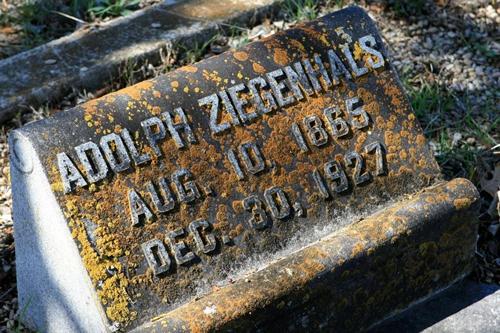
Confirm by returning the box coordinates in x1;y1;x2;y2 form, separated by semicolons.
273;48;289;66
252;62;266;74
233;51;249;62
121;80;154;101
453;197;473;210
179;65;198;73
416;135;426;146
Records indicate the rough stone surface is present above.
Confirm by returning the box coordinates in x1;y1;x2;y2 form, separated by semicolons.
8;6;479;332
0;0;281;123
1;1;497;332
134;178;480;332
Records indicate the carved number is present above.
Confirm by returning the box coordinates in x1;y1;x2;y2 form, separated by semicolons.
264;186;291;219
243;195;268;229
243;186;291;229
303;115;328;147
346;97;370;129
344;151;371;185
311;141;387;198
227;141;266;180
365;141;386;176
323;160;349;193
324;106;349;138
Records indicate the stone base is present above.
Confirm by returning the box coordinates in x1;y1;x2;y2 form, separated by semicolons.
134;178;479;332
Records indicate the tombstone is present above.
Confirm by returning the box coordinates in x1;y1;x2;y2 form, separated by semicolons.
9;6;479;332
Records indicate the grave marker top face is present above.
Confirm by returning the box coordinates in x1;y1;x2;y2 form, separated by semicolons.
10;6;440;330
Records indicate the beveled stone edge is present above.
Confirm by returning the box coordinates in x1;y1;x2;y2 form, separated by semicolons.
9;131;110;332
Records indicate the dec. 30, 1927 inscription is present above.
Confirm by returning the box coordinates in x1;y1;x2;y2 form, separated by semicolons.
12;7;440;330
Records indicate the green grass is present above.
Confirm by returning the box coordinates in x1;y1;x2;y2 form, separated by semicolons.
11;296;32;333
435;130;479;180
87;0;141;18
178;35;219;65
283;0;319;21
113;36;216;90
119;58;138;87
406;81;455;131
227;25;250;49
405;79;498;180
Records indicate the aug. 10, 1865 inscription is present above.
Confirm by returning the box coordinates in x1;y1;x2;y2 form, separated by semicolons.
10;6;440;331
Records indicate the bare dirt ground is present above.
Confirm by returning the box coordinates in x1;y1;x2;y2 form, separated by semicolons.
0;0;498;331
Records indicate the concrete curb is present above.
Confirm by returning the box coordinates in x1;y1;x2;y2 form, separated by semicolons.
0;0;281;123
370;279;500;332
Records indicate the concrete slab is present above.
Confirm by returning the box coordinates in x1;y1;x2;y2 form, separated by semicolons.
370;279;500;333
0;0;281;123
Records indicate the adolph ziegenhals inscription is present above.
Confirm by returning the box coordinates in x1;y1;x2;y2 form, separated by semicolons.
10;6;439;331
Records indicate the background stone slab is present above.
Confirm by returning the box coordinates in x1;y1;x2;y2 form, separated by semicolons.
371;279;500;333
0;0;281;123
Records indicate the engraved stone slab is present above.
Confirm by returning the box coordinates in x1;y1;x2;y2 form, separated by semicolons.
10;6;440;331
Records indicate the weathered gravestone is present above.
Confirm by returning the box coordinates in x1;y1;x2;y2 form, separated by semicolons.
9;6;479;332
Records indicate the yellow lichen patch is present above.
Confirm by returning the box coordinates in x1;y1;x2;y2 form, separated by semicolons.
399;150;408;160
179;65;198;73
51;180;64;193
68;213;134;324
453;197;473;210
82;98;100;116
418;158;427;168
171;81;179;89
353;42;363;61
151;106;161;116
65;199;79;216
103;95;116;104
233;51;248;62
384;131;402;154
289;39;306;54
202;70;223;85
351;241;366;257
319;34;330;47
